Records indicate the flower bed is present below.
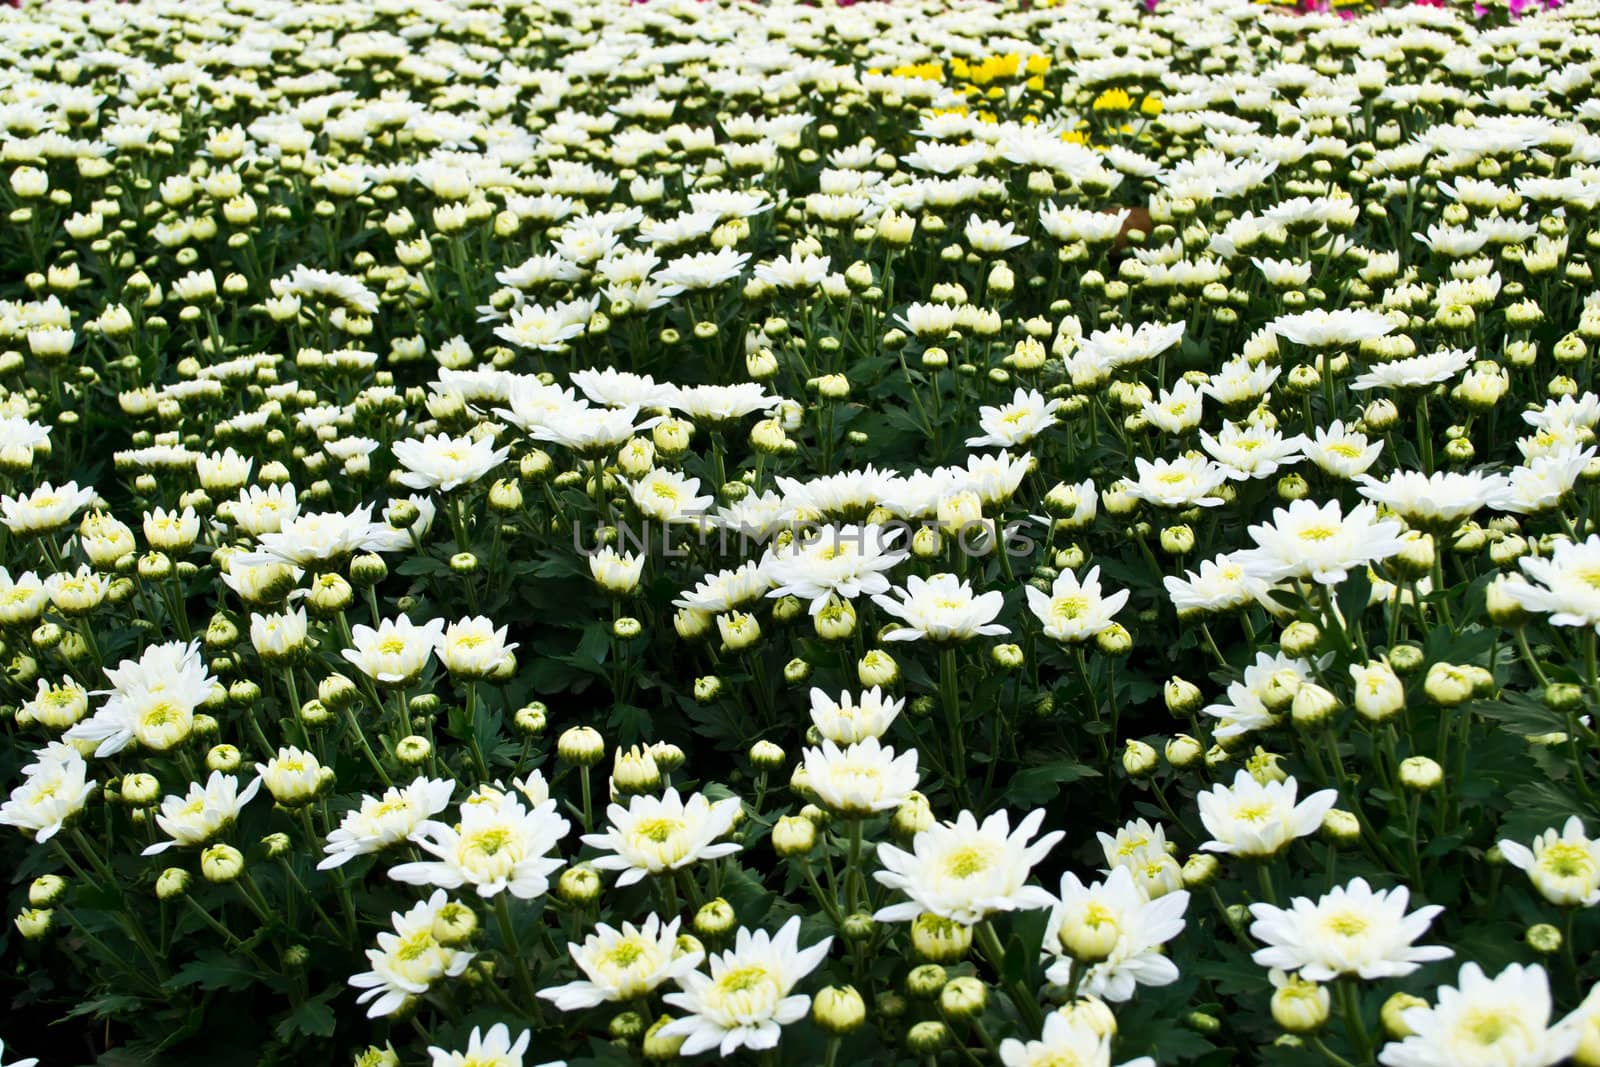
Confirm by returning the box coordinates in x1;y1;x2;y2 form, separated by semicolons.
3;0;1600;1064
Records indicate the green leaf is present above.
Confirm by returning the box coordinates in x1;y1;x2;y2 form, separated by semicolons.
1005;760;1099;806
1468;692;1567;738
274;989;338;1040
573;622;611;666
168;948;257;992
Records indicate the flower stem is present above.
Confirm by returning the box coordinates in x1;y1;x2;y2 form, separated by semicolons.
494;894;541;1010
975;920;1043;1034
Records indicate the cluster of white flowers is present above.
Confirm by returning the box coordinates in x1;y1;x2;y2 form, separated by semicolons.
5;0;1600;1063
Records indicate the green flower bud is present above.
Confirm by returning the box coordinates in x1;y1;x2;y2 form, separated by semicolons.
201;843;245;883
842;913;876;942
694;898;737;939
29;874;67;907
610;1011;646;1041
1122;739;1158;777
557;864;602;906
1526;922;1562;955
1272;974;1329;1034
1165;677;1203;716
513;702;548;737
1382;992;1427;1039
349;553;388;586
941;976;987;1021
1181;854;1219;888
1322;809;1362;845
908;1017;940;1049
558;725;605;766
14;907;53;940
773;815;816;857
911;912;972;963
813;985;866;1034
1388;644;1425;675
750;740;786;769
643;1015;685;1061
1399;756;1442;792
395;735;431;766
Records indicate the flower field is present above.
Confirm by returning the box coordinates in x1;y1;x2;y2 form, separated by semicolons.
4;0;1600;1063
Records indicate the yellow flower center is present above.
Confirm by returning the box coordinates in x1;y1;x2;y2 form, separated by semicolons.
636;817;685;844
943;845;992;879
1540;842;1596;879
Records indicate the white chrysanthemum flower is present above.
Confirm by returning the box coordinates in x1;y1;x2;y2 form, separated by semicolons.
1142;380;1206;435
253;505;387;565
1351;347;1476;391
964;213;1029;253
672;383;780;423
1270;307;1394;347
1042;865;1190;1002
1236;499;1408;585
65;640;215;757
1198;770;1337;858
0;480;97;534
1201;421;1304;480
21;677;89;731
764;523;907;614
539;914;702;1011
1498;816;1600;907
874;808;1063;924
802;737;919;816
393;432;511;493
570;368;676;410
342;616;446;686
968;388;1063;449
1248;877;1452;981
658;916;832;1057
229;484;300;538
582;788;742;887
1125;455;1230;509
350;891;475;1019
1503;447;1595;515
320;777;456;870
390;790;569;899
256;746;331;807
1078;321;1186;371
628;468;714;524
1357;469;1511;527
436;615;518;678
1096;818;1185;900
1026;565;1129;644
0;742;96;844
588;546;645;595
753;251;831;290
493;301;589;351
141;505;199;551
1378;962;1580;1067
142;771;262;855
999;1006;1153;1067
1503;536;1600;630
1164;554;1274;618
655;247;750;295
536;402;655;456
1303;420;1384;479
250;606;308;660
808;686;904;744
872;573;1009;643
674;562;774;615
0;569;47;626
427;1023;562;1067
